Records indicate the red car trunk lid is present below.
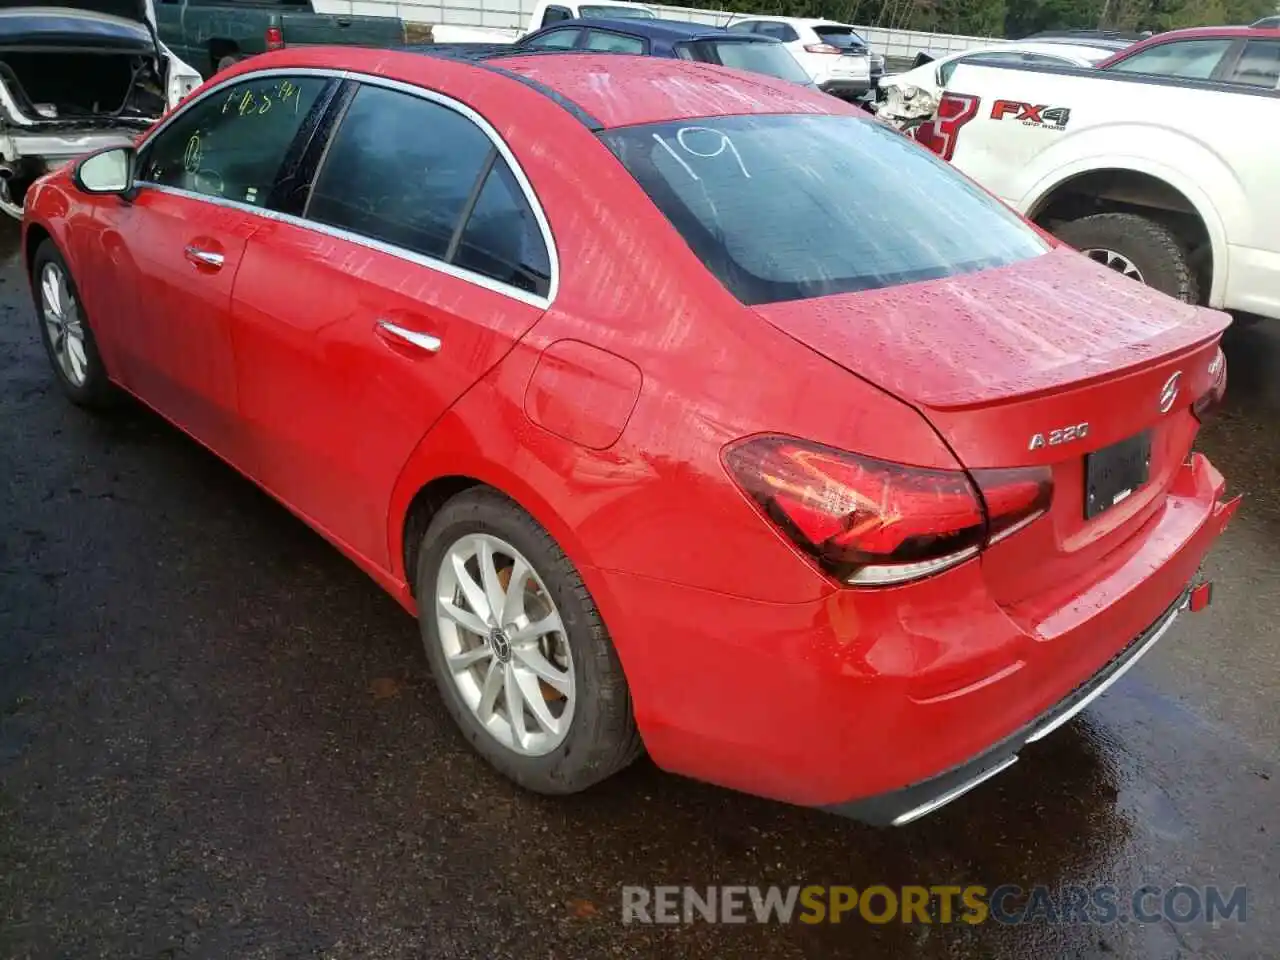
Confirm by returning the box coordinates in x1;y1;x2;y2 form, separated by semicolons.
751;247;1230;608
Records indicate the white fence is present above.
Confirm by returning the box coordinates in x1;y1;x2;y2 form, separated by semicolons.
313;0;1004;59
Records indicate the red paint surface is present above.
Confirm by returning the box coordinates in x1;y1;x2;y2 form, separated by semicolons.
23;50;1236;810
525;340;642;450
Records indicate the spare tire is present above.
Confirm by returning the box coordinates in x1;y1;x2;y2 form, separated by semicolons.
1053;212;1198;304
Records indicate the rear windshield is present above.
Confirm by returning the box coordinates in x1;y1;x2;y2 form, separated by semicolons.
579;4;655;16
677;39;812;84
813;25;866;48
601;114;1048;305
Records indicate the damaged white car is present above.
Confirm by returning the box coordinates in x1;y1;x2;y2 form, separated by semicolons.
0;0;202;217
875;42;1114;133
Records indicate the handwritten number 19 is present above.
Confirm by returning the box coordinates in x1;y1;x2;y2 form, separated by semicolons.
652;127;751;181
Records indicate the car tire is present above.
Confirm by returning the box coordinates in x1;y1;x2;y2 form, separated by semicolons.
31;239;114;409
216;54;242;72
1053;213;1199;304
415;486;642;794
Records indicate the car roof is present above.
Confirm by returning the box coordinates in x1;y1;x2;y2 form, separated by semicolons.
489;50;844;127
529;16;766;41
729;16;857;27
1022;35;1133;51
225;46;843;131
935;40;1112;63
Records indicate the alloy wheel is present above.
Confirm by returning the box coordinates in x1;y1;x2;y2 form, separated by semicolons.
434;533;575;756
1082;247;1144;284
40;262;88;387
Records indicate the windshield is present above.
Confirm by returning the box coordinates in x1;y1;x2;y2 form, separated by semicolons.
578;4;655;17
813;25;866;48
678;39;813;84
601;114;1048;305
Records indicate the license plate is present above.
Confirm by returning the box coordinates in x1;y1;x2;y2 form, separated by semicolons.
1084;431;1151;519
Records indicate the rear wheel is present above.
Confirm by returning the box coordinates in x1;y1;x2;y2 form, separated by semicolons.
415;487;642;793
1053;212;1198;304
215;53;242;72
31;240;114;408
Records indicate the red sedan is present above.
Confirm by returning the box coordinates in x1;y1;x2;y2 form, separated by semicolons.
22;47;1238;825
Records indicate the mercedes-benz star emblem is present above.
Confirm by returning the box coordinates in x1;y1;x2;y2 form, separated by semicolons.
488;627;512;663
1158;371;1182;414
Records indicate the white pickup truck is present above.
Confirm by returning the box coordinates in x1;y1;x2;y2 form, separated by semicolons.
922;61;1280;322
431;0;656;44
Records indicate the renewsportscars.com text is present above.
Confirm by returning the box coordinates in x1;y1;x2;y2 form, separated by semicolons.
621;884;1247;926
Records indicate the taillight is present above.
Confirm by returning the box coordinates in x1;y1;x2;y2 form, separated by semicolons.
917;92;979;161
265;26;284;50
972;466;1053;544
1192;347;1227;422
804;43;843;54
724;436;1052;587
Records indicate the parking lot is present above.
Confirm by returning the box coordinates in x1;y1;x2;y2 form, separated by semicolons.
1;212;1277;958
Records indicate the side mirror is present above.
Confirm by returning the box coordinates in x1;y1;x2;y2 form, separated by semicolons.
73;146;135;196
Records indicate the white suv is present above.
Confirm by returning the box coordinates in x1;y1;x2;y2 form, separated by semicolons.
726;17;882;98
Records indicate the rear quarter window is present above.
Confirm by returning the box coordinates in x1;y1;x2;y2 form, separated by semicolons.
601;114;1047;305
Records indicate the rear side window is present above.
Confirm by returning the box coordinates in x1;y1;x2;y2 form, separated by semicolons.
1105;38;1233;79
523;27;581;49
678;39;812;85
1018;52;1073;67
541;4;573;25
306;84;551;296
601;114;1047;305
754;22;798;42
453;161;552;294
583;29;645;53
139;75;331;204
939;51;1022;85
726;20;756;33
1228;40;1280;88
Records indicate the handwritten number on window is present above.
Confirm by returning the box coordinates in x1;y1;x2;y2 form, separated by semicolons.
652;127;752;181
219;81;301;119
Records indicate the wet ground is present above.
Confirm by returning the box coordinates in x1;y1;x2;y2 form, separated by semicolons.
1;221;1277;959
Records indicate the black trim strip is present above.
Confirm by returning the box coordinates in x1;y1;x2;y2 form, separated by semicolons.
405;46;605;130
299;79;359;221
473;59;606;131
445;146;498;262
266;77;347;217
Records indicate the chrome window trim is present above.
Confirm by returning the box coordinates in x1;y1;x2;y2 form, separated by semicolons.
133;65;559;308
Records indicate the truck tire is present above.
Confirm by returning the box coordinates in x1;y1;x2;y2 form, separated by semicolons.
1053;213;1198;304
216;53;242;72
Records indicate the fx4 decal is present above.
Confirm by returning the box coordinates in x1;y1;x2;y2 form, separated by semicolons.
990;99;1071;130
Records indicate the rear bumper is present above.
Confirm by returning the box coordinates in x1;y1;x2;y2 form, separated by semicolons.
594;453;1238;820
825;587;1191;825
818;77;871;98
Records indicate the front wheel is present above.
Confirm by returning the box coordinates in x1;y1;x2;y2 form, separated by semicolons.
31;239;114;408
415;487;642;794
1053;212;1199;304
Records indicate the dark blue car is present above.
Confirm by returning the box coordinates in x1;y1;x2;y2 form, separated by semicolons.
513;17;818;88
